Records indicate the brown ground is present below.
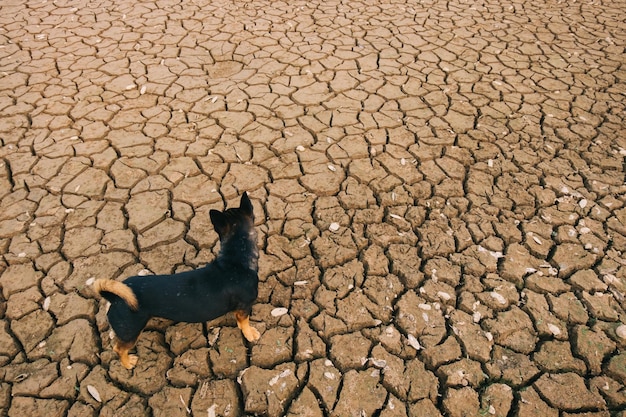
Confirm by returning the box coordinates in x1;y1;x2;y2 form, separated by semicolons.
1;0;626;416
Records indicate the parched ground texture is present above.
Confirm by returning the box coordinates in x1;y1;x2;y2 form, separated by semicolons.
1;0;625;416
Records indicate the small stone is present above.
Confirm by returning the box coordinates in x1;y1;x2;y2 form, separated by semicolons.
490;292;507;305
271;307;289;317
87;385;101;402
616;324;626;340
548;323;561;336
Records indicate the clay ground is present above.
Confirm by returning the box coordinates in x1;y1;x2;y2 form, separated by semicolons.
1;0;626;416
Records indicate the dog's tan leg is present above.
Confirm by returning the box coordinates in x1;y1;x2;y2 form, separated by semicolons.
235;310;260;342
113;338;138;369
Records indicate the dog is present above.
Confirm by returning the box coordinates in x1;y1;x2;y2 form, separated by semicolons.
93;192;261;369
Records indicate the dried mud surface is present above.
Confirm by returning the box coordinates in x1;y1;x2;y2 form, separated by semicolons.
1;0;626;416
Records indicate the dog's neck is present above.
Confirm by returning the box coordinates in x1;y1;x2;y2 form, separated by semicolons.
217;227;259;272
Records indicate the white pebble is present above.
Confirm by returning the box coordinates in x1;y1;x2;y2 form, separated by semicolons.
437;291;451;301
270;307;288;317
490;291;507;305
328;222;340;232
327;164;337;172
604;275;617;285
579;199;588;208
43;297;51;311
407;334;422;350
548;323;561;336
296;145;305;152
87;385;101;402
616;324;626;339
473;312;482;323
369;358;387;368
85;277;96;286
269;369;291;386
418;303;431;310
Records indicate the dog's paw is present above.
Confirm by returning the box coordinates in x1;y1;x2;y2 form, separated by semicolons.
122;354;139;370
243;326;261;342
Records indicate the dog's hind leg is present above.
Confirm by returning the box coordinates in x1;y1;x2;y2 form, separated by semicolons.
235;310;261;342
113;338;139;369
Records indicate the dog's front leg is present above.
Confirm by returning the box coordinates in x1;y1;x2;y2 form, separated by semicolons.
113;338;139;369
235;310;261;342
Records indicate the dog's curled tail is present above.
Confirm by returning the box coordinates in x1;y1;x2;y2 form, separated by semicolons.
93;279;139;311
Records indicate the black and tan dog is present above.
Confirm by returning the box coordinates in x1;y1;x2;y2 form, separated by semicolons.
93;192;261;369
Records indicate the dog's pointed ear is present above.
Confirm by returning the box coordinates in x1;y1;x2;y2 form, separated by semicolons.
209;209;227;236
239;192;253;216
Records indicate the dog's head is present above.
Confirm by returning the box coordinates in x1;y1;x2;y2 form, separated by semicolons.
209;192;255;242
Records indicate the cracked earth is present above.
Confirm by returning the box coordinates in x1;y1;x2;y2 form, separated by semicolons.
1;0;626;416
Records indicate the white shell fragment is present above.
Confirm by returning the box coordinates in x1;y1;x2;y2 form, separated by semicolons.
85;277;96;286
271;307;288;317
579;198;588;208
407;334;422;350
548;323;561;336
179;395;190;414
478;246;504;259
87;385;102;402
43;297;51;311
437;291;451;301
329;222;340;232
327;164;337;172
490;292;507;305
615;324;626;340
473;311;482;323
369;358;387;368
296;145;305;152
269;369;291;386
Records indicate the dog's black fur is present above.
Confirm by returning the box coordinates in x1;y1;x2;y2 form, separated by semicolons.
93;192;260;369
